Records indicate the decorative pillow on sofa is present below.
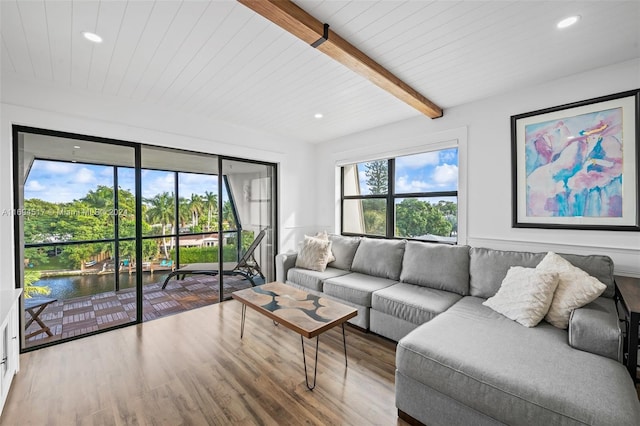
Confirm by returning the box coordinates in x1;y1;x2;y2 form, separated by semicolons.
295;235;332;272
314;231;336;263
328;234;361;271
482;266;559;327
537;252;607;329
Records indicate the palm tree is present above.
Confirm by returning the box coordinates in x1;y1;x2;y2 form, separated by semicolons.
177;197;190;232
80;185;114;209
203;191;217;231
144;192;173;259
188;193;204;230
222;200;236;230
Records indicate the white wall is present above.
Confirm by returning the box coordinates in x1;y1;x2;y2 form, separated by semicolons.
0;75;318;292
315;59;640;277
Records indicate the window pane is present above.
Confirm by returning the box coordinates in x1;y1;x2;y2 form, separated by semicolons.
118;167;136;238
395;148;458;193
394;197;457;243
142;170;175;237
178;172;217;234
24;160;116;244
343;199;386;236
343;160;388;196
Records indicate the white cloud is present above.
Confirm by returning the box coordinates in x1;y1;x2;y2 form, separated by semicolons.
142;174;174;198
41;160;74;174
440;150;457;163
25;180;45;192
395;175;436;192
396;152;440;169
433;164;458;186
74;167;96;184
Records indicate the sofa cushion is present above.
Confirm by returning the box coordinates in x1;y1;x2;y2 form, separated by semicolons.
538;252;607;329
569;297;621;361
553;252;615;298
470;247;616;300
286;267;350;292
400;241;470;295
351;238;406;280
323;273;397;307
396;296;640;426
372;283;462;325
469;247;544;298
483;266;559;327
328;234;361;271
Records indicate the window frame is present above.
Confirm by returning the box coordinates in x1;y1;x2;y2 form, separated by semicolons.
341;150;459;244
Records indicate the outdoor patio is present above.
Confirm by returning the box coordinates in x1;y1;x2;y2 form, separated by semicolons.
24;275;257;349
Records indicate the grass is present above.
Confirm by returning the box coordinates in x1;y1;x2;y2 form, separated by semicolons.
28;256;75;271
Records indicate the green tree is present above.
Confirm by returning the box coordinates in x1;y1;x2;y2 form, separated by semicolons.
395;198;452;238
434;200;458;234
364;160;388;194
145;192;174;259
177;197;191;231
187;193;204;231
362;199;386;235
222;200;236;230
23;198;60;243
80;185;114;209
203;191;217;231
23;270;51;298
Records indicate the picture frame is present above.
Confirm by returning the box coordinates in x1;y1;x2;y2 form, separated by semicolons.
511;89;640;231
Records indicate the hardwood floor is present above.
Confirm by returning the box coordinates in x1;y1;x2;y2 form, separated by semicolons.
2;299;408;425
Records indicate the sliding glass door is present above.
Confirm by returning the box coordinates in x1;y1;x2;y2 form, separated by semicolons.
14;127;278;351
15;129;140;350
220;158;276;299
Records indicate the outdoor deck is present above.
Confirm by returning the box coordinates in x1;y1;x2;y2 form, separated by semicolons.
24;275;256;349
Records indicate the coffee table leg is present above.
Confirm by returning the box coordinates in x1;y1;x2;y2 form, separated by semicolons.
240;304;247;339
342;323;348;367
301;335;320;390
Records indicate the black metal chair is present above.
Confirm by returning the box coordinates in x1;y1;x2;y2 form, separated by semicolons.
161;229;266;289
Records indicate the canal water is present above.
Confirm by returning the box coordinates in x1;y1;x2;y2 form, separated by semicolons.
35;272;170;300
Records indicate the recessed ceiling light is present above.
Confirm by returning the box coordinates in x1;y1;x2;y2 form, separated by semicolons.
557;15;580;29
314;113;324;119
82;31;103;43
73;145;80;149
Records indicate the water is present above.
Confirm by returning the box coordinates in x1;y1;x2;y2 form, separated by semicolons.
34;272;170;300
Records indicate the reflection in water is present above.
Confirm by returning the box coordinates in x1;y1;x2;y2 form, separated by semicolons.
34;273;168;300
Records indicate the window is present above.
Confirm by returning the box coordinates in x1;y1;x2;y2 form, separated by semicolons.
341;148;458;243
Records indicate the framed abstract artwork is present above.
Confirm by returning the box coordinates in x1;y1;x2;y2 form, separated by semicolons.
511;89;640;231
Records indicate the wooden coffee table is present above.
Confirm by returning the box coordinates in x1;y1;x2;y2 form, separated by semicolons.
231;281;357;390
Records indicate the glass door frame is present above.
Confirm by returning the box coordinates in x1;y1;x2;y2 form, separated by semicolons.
12;125;143;352
12;126;279;352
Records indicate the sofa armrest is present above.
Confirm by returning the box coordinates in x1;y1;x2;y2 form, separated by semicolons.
568;297;622;362
275;251;298;283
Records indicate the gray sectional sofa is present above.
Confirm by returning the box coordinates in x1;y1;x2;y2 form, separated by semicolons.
275;235;640;426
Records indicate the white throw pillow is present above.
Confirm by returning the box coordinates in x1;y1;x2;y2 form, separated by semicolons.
537;252;607;329
483;266;559;327
314;231;336;263
295;236;332;272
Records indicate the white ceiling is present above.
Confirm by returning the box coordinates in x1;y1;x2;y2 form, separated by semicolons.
2;0;639;143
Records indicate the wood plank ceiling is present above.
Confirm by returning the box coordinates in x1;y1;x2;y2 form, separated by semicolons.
1;0;639;143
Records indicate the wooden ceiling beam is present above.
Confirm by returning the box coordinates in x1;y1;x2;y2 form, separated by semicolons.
237;0;443;119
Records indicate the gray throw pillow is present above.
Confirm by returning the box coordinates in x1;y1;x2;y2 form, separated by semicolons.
328;234;361;271
400;241;470;295
351;238;406;280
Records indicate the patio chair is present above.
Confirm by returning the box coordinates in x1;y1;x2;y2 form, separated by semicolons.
161;229;266;289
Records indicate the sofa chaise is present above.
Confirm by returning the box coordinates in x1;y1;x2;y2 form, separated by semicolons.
275;234;640;425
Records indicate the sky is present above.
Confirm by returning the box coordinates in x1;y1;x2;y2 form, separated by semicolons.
25;160;220;203
357;148;458;194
